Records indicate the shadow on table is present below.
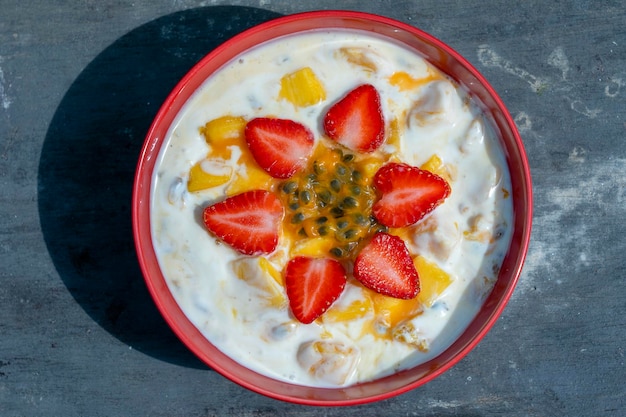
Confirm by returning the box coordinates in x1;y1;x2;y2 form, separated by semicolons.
37;6;281;369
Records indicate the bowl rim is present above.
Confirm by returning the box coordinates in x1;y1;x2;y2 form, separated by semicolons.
132;9;533;406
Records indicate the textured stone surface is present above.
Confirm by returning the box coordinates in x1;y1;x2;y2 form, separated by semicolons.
1;1;624;416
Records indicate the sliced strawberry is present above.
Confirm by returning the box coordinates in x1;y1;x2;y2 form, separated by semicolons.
245;117;314;179
202;190;283;255
285;256;347;324
353;232;419;299
372;162;451;228
323;84;385;153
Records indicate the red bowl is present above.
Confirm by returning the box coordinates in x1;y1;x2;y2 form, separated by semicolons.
132;10;532;405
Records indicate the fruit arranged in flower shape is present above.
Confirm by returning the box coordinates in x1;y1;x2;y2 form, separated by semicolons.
279;67;327;107
199;82;451;325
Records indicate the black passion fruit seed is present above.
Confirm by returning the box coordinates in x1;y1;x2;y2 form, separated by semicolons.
336;220;349;230
330;207;344;218
282;181;297;193
291;212;305;224
343;229;357;239
354;213;368;225
317;189;331;203
300;190;311;204
342;196;358;208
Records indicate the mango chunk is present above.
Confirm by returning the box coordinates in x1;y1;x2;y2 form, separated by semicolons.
201;115;246;142
359;157;385;183
279;67;326;107
414;255;453;307
323;298;372;323
420;154;452;183
225;163;275;196
420;154;443;173
386;117;402;151
290;237;335;257
200;116;247;160
387;227;412;243
370;291;422;330
259;256;284;287
187;159;232;192
231;257;286;307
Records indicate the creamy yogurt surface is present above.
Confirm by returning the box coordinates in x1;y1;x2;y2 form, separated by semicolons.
150;29;513;387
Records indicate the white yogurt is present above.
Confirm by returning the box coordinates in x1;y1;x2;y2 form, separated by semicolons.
150;30;513;387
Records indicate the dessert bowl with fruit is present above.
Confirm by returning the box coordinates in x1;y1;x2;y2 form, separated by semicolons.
133;10;532;405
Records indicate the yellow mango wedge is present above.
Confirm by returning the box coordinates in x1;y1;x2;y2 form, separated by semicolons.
279;67;326;107
323;298;372;323
371;291;423;329
420;154;452;183
200;115;247;160
232;257;285;307
414;255;453;307
187;159;232;192
225;163;275;196
290;237;336;258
